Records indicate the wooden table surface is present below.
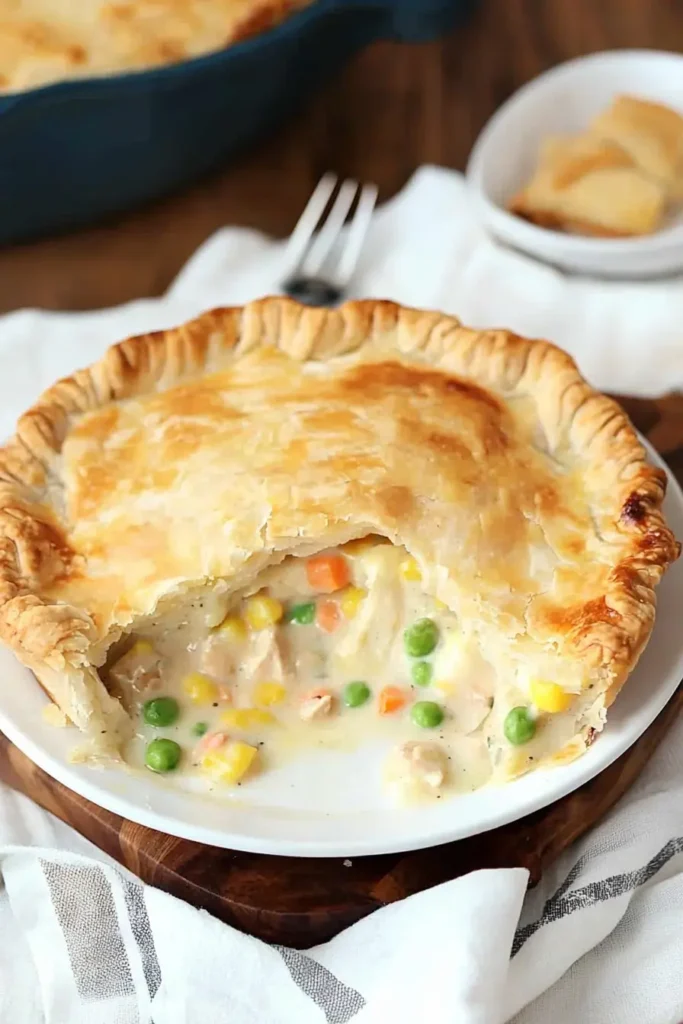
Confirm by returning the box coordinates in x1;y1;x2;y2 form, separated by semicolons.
1;0;682;314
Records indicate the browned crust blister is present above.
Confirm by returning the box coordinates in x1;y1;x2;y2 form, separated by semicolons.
0;298;678;752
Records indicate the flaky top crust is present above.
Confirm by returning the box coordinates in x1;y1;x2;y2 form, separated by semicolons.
0;298;678;754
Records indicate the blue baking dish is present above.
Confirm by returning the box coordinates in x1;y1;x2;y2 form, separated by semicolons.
0;0;474;246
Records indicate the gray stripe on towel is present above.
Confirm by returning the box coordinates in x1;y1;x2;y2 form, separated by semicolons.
41;859;138;1008
276;944;365;1023
512;836;683;956
123;878;162;1001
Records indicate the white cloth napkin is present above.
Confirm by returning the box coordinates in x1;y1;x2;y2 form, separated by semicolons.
1;166;682;1024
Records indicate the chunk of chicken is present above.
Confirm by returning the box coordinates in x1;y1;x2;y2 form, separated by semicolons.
431;634;495;734
201;625;291;686
249;627;291;684
334;546;402;672
397;741;448;789
200;633;240;682
299;692;334;721
109;640;161;697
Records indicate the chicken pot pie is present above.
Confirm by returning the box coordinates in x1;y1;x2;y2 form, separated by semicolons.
510;94;683;237
0;299;678;799
0;0;314;94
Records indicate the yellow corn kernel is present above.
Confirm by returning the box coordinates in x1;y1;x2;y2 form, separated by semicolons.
244;594;284;630
220;707;277;729
530;679;573;714
434;599;448;612
215;615;247;642
340;586;367;620
131;639;154;656
434;679;457;696
201;741;258;784
253;682;287;707
399;557;422;582
182;672;219;705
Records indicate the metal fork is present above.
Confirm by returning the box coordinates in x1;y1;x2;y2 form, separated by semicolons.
281;174;378;307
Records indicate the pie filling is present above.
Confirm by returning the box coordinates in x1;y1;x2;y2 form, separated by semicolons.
103;539;603;801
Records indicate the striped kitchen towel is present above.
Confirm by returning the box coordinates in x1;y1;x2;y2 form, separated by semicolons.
1;700;682;1024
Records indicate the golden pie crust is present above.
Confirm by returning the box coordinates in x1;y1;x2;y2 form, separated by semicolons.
0;0;313;93
0;298;678;771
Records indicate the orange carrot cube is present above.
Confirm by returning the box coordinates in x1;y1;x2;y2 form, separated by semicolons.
316;599;342;634
378;686;408;715
306;554;350;593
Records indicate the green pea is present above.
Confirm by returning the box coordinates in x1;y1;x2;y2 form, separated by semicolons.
145;738;181;773
411;661;433;687
142;696;179;728
404;618;439;658
411;700;444;729
504;706;536;746
287;601;316;625
192;721;208;738
343;681;371;708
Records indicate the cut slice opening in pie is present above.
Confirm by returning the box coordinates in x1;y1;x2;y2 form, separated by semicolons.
0;299;678;798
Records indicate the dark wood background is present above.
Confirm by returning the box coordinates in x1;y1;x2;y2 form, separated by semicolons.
1;0;682;314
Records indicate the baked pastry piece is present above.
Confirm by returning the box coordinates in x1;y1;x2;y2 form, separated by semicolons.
0;0;313;93
510;95;683;237
509;134;667;237
591;95;683;201
0;299;678;791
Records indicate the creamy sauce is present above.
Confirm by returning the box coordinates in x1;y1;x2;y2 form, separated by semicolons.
108;540;589;803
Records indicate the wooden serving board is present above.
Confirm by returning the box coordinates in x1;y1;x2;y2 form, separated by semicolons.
1;392;682;949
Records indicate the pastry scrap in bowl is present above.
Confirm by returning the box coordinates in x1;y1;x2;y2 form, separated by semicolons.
510;94;683;237
0;299;678;802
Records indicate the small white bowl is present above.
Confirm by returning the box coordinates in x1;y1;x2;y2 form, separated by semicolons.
466;50;683;277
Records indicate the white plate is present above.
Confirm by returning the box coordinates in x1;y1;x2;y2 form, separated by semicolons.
0;441;682;858
466;50;683;277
